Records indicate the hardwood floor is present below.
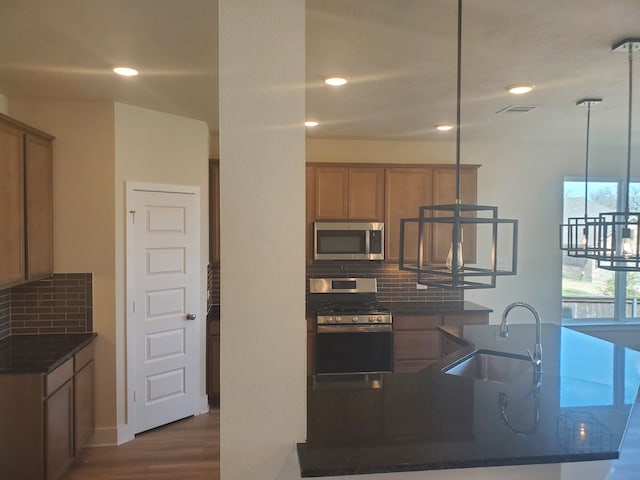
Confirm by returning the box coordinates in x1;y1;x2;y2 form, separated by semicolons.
63;409;220;480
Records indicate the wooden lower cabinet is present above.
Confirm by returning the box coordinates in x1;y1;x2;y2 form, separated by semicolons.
393;311;489;372
0;341;95;480
207;319;221;403
307;317;315;376
46;379;74;480
393;315;442;372
74;360;95;455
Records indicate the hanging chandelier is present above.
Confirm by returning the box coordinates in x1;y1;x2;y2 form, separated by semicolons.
398;0;518;289
560;98;602;258
591;39;640;271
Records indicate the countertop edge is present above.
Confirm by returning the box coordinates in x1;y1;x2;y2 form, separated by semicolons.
296;442;618;478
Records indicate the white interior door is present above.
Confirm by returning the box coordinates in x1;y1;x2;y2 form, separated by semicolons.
127;184;200;434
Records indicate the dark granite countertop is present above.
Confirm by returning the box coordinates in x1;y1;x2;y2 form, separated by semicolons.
298;323;640;477
0;333;97;374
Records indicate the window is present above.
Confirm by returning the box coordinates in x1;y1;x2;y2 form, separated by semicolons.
562;178;640;321
562;180;618;321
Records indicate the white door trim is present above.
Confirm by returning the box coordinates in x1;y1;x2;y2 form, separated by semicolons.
125;181;203;438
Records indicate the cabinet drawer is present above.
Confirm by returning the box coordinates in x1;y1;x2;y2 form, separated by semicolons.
393;315;441;330
74;342;94;372
46;358;73;396
394;331;441;360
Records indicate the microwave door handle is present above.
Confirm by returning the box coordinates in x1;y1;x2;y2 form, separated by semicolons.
365;230;370;255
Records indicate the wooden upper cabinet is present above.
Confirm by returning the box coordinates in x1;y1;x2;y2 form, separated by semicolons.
25;134;53;281
431;166;478;264
0;121;26;287
209;159;220;263
385;167;433;263
347;167;384;220
314;166;384;221
314;167;349;219
306;166;316;263
0;114;55;289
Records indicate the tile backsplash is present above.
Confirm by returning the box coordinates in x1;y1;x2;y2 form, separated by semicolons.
208;263;220;308
0;273;93;339
306;262;462;302
0;290;9;340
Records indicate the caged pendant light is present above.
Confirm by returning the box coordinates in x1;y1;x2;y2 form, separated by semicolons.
592;39;640;271
398;0;518;289
560;98;603;258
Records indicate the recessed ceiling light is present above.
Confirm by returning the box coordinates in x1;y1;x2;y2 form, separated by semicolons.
323;75;349;87
113;66;139;77
305;120;319;127
436;125;453;132
508;84;534;95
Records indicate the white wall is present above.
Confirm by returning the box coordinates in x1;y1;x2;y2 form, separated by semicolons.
114;103;210;439
219;0;306;479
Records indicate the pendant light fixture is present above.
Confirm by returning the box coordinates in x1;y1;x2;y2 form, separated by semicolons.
398;0;518;289
560;98;602;257
592;39;640;271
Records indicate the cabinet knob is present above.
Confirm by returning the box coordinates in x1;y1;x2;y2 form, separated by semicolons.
186;313;197;320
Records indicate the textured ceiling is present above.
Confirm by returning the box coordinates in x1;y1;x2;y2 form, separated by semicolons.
1;0;640;146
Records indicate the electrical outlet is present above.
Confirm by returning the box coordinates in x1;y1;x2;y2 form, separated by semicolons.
416;283;428;290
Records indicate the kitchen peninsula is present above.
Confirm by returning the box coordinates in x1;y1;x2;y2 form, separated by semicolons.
298;323;640;478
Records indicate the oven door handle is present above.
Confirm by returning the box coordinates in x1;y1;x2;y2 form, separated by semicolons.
317;325;392;333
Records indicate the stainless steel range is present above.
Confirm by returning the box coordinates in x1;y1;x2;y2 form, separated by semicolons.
309;278;393;375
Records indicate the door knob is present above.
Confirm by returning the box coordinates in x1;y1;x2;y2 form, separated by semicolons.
186;313;197;320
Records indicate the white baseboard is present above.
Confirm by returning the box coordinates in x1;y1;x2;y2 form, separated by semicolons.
89;426;119;447
197;394;210;415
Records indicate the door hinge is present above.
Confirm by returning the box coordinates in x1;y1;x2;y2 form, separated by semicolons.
129;210;136;223
133;390;136;402
132;301;136;313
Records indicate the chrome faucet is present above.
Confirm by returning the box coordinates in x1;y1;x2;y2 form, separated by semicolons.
499;302;542;374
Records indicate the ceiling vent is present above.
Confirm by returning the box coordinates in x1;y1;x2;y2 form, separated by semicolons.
496;105;538;115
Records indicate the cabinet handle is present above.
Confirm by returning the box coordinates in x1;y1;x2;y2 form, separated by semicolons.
186;313;197;320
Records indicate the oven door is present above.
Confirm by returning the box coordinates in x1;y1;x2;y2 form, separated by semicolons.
315;324;393;375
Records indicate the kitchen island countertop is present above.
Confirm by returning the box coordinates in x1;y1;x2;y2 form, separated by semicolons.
298;323;640;477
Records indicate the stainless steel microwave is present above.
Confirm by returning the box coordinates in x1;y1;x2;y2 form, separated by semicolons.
314;222;384;260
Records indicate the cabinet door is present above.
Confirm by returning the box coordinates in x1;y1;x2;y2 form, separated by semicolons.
46;380;74;480
74;361;95;455
432;166;477;264
207;320;221;402
385;167;432;262
393;315;442;373
306;317;314;376
209;159;220;263
0;121;25;287
25;133;54;280
315;167;349;219
348;167;384;221
305;166;315;263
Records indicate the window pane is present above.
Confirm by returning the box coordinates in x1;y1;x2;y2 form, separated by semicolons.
625;348;640;404
562;180;618;320
625;183;640;320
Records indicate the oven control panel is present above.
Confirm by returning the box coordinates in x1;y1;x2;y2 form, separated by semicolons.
317;314;392;325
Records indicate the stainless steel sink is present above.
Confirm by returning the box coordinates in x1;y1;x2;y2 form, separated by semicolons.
443;350;532;383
